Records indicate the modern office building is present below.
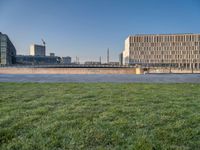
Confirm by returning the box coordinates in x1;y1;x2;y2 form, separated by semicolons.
61;56;71;64
0;32;16;65
15;55;61;65
122;33;200;69
30;44;45;56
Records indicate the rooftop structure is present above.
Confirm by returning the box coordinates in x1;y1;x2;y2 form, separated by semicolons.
50;53;55;57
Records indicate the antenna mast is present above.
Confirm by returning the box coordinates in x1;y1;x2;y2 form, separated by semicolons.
99;56;101;64
107;48;109;64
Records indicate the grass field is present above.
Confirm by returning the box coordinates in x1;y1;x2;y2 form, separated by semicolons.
0;83;200;150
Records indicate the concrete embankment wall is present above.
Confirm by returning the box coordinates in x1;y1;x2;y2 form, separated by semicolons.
149;68;200;74
0;67;136;74
2;67;199;74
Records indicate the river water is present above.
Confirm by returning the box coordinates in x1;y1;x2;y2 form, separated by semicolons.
0;74;200;83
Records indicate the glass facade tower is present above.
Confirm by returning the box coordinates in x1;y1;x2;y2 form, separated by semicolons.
0;32;16;65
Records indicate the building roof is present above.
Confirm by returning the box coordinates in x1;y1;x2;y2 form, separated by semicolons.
129;33;200;37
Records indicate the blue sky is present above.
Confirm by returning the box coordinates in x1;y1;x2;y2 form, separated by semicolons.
0;0;200;62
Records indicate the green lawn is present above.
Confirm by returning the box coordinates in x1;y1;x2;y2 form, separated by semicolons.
0;83;200;150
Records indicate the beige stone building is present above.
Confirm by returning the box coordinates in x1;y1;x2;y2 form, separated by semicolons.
122;34;200;69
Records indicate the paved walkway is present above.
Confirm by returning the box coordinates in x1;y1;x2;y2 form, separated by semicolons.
0;74;200;83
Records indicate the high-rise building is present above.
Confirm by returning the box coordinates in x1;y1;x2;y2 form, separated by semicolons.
122;33;200;69
0;32;16;65
30;44;45;56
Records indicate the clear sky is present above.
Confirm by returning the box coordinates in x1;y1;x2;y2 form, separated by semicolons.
0;0;200;62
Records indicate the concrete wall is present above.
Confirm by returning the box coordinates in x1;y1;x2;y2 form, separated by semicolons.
1;67;199;74
149;68;200;74
0;67;136;74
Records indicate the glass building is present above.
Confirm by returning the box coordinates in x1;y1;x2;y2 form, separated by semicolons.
15;55;61;65
0;32;16;65
30;44;46;56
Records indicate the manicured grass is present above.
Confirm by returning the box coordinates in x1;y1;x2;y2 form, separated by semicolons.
0;83;200;150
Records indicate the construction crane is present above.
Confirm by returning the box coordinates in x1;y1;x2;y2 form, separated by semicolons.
41;39;46;47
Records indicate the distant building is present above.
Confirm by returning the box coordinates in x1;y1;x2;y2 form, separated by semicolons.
61;56;71;64
30;44;45;56
0;32;16;65
15;55;60;65
50;53;55;57
122;33;200;69
84;61;101;65
109;62;120;65
119;52;123;65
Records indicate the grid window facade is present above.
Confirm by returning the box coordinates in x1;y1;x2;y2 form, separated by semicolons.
122;34;200;69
